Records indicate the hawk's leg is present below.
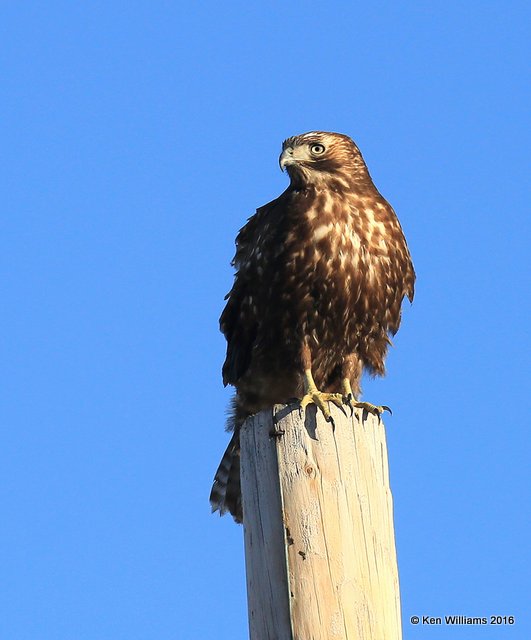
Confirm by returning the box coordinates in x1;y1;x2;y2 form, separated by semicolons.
340;354;391;418
300;368;344;424
341;378;392;417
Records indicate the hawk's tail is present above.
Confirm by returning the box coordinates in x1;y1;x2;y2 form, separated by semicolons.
209;429;243;523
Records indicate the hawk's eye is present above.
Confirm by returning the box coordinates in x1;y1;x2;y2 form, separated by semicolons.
310;143;325;155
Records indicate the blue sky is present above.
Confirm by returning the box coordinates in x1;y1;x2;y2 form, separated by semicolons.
1;2;529;638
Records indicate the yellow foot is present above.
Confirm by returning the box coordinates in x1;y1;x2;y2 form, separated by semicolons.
350;400;392;418
341;379;391;418
300;390;344;423
300;369;344;424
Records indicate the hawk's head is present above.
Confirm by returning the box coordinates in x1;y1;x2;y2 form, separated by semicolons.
279;131;370;189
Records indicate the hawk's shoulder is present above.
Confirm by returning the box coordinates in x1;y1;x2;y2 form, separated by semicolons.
220;193;286;386
232;193;286;269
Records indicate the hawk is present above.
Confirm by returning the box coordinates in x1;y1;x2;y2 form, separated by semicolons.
210;131;415;523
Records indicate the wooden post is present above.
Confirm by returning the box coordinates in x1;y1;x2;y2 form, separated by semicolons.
240;403;402;640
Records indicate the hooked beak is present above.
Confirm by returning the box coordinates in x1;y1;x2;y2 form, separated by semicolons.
279;147;294;172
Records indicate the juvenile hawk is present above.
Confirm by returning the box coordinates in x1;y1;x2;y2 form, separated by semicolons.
210;131;415;523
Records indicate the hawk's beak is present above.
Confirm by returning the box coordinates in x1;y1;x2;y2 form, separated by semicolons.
279;147;294;172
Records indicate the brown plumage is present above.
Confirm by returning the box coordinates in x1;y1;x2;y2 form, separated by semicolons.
210;131;415;523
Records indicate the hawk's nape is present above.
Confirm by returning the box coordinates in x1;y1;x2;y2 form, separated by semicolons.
210;131;415;523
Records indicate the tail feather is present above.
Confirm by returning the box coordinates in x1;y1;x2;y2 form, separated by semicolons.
209;429;243;523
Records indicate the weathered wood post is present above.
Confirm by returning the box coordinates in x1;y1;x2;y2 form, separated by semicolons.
240;403;402;640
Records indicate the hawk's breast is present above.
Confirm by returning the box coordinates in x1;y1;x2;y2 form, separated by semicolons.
286;190;408;343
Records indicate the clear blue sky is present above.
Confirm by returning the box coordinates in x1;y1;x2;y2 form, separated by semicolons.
1;2;529;639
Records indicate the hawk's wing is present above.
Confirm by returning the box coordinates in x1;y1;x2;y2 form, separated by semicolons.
220;275;257;386
220;198;279;386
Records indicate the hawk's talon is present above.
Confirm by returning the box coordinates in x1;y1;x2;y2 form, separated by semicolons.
341;381;356;417
352;401;392;418
340;378;391;418
343;392;355;416
299;388;344;424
